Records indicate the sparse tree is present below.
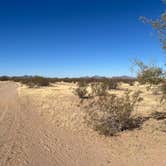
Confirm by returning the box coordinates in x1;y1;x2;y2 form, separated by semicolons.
140;0;166;50
132;59;165;85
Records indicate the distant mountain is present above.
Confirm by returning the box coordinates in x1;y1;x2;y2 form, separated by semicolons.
80;75;135;80
111;75;136;79
91;75;106;79
80;75;105;79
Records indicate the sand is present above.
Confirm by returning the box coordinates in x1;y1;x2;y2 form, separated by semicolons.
0;81;165;166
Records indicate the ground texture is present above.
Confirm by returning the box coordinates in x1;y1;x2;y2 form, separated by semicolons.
0;81;165;166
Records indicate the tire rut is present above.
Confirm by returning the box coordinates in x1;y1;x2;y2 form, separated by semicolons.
0;83;20;166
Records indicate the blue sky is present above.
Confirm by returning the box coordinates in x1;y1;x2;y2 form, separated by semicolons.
0;0;165;77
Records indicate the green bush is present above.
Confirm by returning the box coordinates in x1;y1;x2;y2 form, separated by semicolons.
138;67;164;85
84;91;143;136
132;59;164;85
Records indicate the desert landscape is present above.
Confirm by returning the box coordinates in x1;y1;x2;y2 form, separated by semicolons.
1;0;166;165
0;80;165;166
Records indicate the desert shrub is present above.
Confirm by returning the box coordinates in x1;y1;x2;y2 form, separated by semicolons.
0;76;10;81
75;81;89;99
84;91;143;136
138;67;164;85
91;82;108;96
132;59;164;85
151;111;166;120
77;81;88;87
159;81;166;103
103;79;118;90
21;76;50;87
109;81;118;89
161;81;166;92
128;81;134;86
75;87;88;99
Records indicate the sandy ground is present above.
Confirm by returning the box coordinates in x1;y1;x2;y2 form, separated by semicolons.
0;81;166;166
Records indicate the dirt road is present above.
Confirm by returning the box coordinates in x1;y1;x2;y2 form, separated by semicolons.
0;82;111;166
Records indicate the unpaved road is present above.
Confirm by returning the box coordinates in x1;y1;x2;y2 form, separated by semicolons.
0;82;110;166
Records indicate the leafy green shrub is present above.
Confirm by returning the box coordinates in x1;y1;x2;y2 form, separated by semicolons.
132;59;164;85
84;91;143;136
138;67;164;85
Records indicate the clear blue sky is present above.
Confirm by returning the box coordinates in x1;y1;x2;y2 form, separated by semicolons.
0;0;165;77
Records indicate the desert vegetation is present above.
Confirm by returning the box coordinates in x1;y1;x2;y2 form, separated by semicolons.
74;79;119;98
84;91;143;136
0;76;50;87
1;62;166;138
90;82;108;96
132;59;165;85
1;0;166;165
73;77;146;136
74;81;89;98
70;57;166;136
0;75;135;89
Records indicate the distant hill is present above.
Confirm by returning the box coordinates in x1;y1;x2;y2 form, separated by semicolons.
81;75;135;79
111;76;136;80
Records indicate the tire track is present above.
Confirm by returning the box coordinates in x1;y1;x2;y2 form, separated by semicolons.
0;82;20;166
0;106;8;123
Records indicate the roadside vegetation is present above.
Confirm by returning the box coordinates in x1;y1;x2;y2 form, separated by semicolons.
84;91;143;136
72;57;166;136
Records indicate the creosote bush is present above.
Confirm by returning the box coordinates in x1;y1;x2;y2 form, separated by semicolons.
128;81;134;86
0;76;10;81
84;91;143;136
91;82;108;96
75;87;88;99
0;76;50;87
77;81;88;87
90;80;118;97
103;79;118;90
22;76;50;87
151;111;166;120
75;80;119;98
138;67;164;85
75;81;111;99
74;81;89;99
160;81;166;103
132;59;164;85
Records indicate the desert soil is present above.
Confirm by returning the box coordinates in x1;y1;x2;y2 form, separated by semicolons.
0;81;165;166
